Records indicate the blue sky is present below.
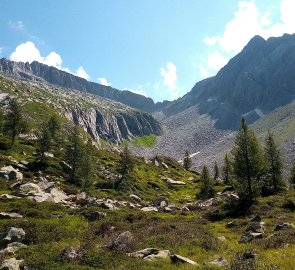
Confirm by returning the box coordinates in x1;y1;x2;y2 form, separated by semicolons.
0;0;294;102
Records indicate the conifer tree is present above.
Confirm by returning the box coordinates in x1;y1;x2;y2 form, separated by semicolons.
263;131;285;194
213;161;220;180
65;126;85;185
80;140;95;189
115;143;134;190
289;161;295;189
232;118;264;204
37;127;52;164
4;99;27;145
183;150;192;170
0;109;3;134
222;153;233;184
198;165;215;200
47;113;61;139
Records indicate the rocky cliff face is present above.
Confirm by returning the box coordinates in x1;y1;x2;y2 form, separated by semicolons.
0;75;162;143
0;58;157;113
158;34;295;129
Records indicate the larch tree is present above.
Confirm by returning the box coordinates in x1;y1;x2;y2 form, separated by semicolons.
222;153;233;185
263;131;285;194
198;165;215;200
213;161;220;180
289;161;295;189
232;118;264;204
183;150;192;170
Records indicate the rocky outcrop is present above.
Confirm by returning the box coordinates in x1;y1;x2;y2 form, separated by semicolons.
0;58;157;113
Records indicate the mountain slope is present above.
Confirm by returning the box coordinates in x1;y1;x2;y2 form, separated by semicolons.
158;34;295;130
0;58;157;113
0;75;162;143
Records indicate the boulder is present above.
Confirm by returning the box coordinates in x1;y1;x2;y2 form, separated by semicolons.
0;166;23;181
246;223;266;234
250;214;262;222
0;227;25;247
226;221;239;228
60;246;82;262
208;257;228;267
239;232;263;243
0;258;24;270
129;194;142;202
50;188;69;203
0;242;27;254
129;248;170;261
170;254;198;265
162;177;186;185
141;207;158;212
274;222;294;231
19;183;42;194
0;212;23;219
109;231;135;252
87;211;107;221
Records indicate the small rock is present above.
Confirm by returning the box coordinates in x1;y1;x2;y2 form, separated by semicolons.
129;248;170;261
0;242;27;254
217;236;226;241
87;211;107;221
141;207;158;212
208;257;228;267
19;183;42;194
44;152;54;158
274;222;294;231
170;254;198;265
161;177;186;185
129;194;142;202
0;212;23;219
250;214;262;222
226;221;239;228
188;176;195;181
60;246;82;262
239;232;263;243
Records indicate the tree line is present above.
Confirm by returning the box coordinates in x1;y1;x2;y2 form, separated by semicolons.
183;118;295;205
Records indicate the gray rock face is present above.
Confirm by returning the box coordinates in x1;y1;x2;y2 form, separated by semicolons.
157;34;295;130
0;58;157;112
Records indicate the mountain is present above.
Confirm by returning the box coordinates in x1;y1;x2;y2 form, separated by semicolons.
0;75;162;143
158;34;295;130
0;58;158;113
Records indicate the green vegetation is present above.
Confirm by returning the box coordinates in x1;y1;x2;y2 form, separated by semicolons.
183;150;192;171
132;134;157;147
198;166;215;200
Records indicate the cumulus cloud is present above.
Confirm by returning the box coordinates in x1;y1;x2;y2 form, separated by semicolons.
98;77;111;86
75;66;90;80
160;61;177;91
10;41;90;80
200;0;295;78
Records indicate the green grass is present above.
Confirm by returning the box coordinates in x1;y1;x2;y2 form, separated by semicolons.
132;134;157;148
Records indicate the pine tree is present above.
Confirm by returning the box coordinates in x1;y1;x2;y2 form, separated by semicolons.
289;161;295;188
37;127;52;164
47;114;61;139
213;161;220;180
65;126;85;185
263;131;285;194
222;153;233;184
115;143;134;190
232;118;264;204
4;99;27;145
80;140;95;189
198;165;215;200
0;109;3;134
183;150;192;170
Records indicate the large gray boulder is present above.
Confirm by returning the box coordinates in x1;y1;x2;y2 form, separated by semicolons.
170;254;198;265
0;166;23;181
129;248;170;261
0;227;25;247
0;212;23;219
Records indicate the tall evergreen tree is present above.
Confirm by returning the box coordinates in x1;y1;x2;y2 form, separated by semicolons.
0;109;3;134
183;150;192;170
65;126;85;185
289;161;295;189
232;118;264;204
222;153;233;184
115;143;134;190
47;114;61;139
198;165;215;200
213;161;220;180
80;140;95;189
37;127;52;164
263;131;285;194
4;99;27;145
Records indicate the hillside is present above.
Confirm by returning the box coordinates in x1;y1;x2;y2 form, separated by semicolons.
0;91;295;269
0;75;162;144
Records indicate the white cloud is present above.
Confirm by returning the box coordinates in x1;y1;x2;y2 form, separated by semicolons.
10;41;90;80
10;41;43;63
160;62;177;90
75;66;90;80
124;88;147;97
98;77;111;86
8;20;24;30
200;0;295;79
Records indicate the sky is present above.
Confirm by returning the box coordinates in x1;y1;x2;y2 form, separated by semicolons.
0;0;294;102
